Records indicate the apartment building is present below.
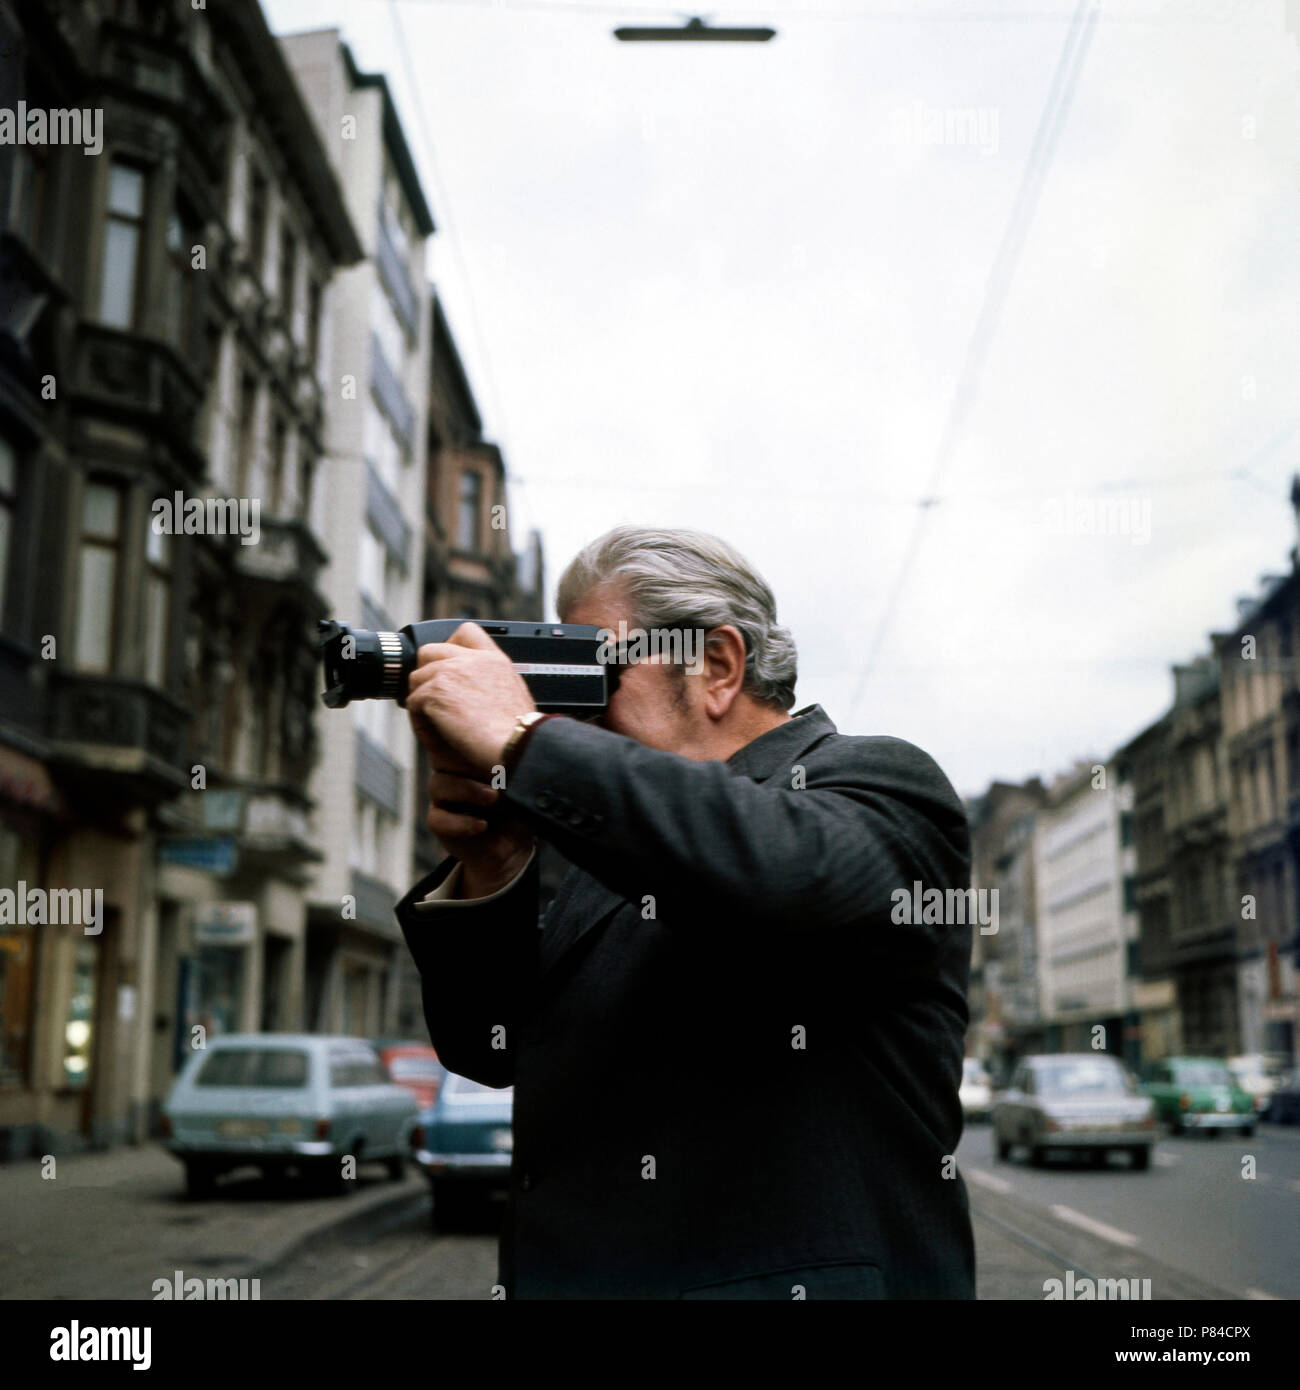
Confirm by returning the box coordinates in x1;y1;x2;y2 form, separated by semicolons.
1212;498;1300;1063
1033;759;1140;1063
966;778;1047;1074
280;30;436;1038
0;0;362;1154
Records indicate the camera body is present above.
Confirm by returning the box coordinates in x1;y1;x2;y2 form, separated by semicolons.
318;618;620;718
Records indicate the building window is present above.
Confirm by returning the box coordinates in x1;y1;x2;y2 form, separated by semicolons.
11;145;51;247
62;939;99;1090
246;165;267;275
98;162;146;330
143;522;171;686
363;400;401;492
298;454;317;527
166;199;200;357
0;438;16;629
457;469;481;552
269;414;287;515
1122;875;1139;914
370;289;405;375
359;525;385;608
0;829;35;1090
278;223;296;323
381;166;411;261
75;479;123;673
235;370;257;496
306;277;322;367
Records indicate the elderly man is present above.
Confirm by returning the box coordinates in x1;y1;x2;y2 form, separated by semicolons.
397;525;975;1299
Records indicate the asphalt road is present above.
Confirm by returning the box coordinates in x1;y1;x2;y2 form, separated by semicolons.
956;1119;1300;1301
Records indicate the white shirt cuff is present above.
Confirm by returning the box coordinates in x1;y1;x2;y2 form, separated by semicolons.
411;848;537;910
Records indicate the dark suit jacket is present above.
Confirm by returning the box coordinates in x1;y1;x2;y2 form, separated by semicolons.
396;704;976;1299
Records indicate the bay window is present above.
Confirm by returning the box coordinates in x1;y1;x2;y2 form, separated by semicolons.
75;479;123;673
98;163;146;330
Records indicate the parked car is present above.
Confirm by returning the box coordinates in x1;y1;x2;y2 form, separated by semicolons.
161;1034;419;1197
1266;1069;1300;1125
1141;1057;1256;1136
373;1041;446;1111
959;1057;993;1122
992;1053;1156;1169
414;1071;513;1230
1227;1055;1288;1119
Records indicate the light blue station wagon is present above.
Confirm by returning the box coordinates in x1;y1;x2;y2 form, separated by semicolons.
161;1034;418;1197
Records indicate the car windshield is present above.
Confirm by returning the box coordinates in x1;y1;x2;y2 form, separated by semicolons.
1174;1062;1232;1088
1034;1059;1129;1098
195;1047;309;1088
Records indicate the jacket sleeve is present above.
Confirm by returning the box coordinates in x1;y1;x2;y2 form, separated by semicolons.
498;717;971;941
394;851;541;1087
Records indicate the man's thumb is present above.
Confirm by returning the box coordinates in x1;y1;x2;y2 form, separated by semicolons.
450;620;497;650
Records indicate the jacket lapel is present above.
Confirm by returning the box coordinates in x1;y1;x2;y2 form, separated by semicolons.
536;706;840;982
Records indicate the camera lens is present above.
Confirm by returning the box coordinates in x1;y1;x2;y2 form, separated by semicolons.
318;621;413;707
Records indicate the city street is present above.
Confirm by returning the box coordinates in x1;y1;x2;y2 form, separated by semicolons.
4;1127;1293;1300
958;1121;1300;1301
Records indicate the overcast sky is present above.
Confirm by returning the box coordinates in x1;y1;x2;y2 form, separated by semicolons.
266;0;1300;798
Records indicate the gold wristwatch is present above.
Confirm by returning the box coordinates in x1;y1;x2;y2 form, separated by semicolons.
500;710;550;773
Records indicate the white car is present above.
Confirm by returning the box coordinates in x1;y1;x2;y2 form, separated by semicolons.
161;1034;418;1197
1228;1054;1288;1117
959;1057;993;1122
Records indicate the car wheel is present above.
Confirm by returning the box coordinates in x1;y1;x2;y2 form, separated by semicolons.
1129;1146;1151;1171
1169;1119;1184;1137
385;1154;407;1181
1089;1149;1108;1169
1029;1145;1047;1168
184;1159;215;1199
1240;1124;1256;1138
995;1134;1011;1162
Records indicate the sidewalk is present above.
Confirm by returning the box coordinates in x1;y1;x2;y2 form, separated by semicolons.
0;1144;423;1300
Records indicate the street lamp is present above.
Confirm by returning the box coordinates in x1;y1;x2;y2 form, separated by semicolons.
613;15;776;42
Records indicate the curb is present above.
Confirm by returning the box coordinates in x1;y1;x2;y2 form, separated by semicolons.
246;1180;431;1282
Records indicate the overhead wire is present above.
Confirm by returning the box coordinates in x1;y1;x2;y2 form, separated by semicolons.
843;0;1100;721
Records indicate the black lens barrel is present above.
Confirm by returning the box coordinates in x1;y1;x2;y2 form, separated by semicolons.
318;621;414;708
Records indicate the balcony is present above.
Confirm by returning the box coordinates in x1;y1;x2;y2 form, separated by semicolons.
99;24;229;175
355;729;403;817
46;675;189;802
369;332;415;456
162;781;321;874
231;518;328;595
350;869;402;935
376;207;419;340
71;324;204;466
365;463;411;573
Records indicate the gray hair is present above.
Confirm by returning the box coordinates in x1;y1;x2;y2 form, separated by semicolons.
556;525;798;710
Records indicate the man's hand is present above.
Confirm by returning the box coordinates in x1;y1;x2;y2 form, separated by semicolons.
406;621;537;776
408;622;538;896
423;766;535;897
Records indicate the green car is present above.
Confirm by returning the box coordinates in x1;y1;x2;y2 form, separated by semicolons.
1141;1057;1256;1136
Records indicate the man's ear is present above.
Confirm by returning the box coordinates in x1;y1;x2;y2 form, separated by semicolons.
702;626;747;719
